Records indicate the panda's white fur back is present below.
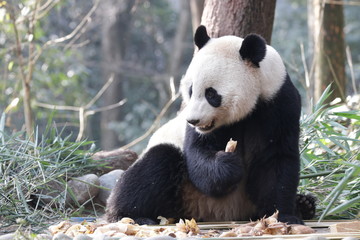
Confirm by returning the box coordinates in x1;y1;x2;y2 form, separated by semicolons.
145;112;186;151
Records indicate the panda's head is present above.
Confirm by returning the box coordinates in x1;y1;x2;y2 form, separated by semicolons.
181;25;287;134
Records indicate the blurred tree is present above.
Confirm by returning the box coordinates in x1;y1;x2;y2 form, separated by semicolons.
100;0;135;150
97;0;191;151
309;0;346;103
168;0;190;85
200;0;276;43
190;0;204;35
4;1;39;138
0;1;99;138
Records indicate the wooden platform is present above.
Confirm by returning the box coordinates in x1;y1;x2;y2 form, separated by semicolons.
192;220;360;239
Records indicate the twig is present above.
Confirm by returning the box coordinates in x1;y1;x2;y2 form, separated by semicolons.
326;55;346;101
15;0;61;24
324;0;360;6
31;0;100;64
36;102;80;111
77;107;85;142
300;43;310;89
121;80;180;150
85;99;127;116
85;74;114;109
346;46;358;95
8;6;26;95
300;43;312;105
36;75;126;141
35;0;61;22
8;2;37;138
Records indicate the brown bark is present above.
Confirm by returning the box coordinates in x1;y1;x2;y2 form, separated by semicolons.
92;148;138;174
201;0;276;43
312;2;346;103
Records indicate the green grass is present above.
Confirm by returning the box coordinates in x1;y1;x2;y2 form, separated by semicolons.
0;113;99;231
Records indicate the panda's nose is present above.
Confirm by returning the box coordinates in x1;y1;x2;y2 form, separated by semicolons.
187;119;200;126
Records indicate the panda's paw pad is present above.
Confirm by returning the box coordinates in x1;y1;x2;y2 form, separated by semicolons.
296;194;317;220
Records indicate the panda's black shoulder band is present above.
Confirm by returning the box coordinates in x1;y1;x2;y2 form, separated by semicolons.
194;25;210;50
239;34;267;68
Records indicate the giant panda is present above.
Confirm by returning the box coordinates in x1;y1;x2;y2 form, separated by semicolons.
106;26;315;225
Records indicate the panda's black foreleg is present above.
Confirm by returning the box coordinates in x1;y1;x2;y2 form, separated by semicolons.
247;151;303;224
105;144;185;223
274;156;303;224
249;148;304;224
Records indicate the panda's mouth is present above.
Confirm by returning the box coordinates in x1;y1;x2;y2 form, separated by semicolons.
197;120;215;132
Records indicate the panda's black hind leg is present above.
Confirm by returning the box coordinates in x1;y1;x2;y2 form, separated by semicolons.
105;144;185;223
296;193;317;220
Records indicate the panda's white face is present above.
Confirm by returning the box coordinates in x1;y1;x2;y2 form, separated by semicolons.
181;34;286;134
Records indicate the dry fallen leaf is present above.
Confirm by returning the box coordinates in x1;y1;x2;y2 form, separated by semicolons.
219;231;237;237
234;225;254;234
264;222;291;235
65;224;87;237
176;218;200;234
265;210;279;225
119;217;135;225
93;222;128;235
125;223;141;235
48;212;316;239
49;221;72;235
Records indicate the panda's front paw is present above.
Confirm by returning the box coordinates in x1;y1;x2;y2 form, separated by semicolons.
215;150;239;161
215;151;243;181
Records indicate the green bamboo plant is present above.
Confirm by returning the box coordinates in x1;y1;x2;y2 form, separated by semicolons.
0;112;98;230
299;86;360;221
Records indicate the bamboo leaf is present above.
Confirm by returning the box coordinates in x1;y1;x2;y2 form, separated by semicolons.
334;111;360;121
319;167;358;221
0;112;5;144
327;195;360;215
323;167;356;203
316;139;336;156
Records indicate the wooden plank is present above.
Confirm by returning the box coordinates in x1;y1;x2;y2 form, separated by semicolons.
148;220;360;239
200;233;360;239
329;221;360;233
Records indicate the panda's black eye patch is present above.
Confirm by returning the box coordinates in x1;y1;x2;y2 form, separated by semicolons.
189;85;193;98
205;87;222;108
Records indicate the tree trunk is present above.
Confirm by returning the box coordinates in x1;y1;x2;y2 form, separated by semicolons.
100;0;135;150
310;1;346;103
201;0;276;43
168;0;190;86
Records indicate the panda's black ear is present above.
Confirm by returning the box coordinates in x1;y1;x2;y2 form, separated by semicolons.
239;34;267;68
194;25;210;49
